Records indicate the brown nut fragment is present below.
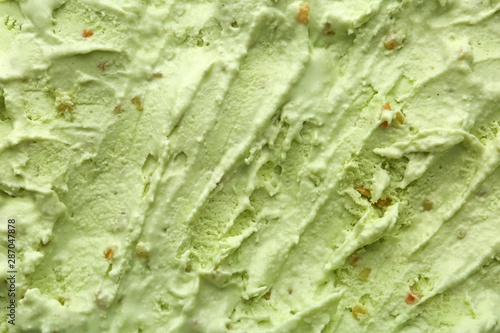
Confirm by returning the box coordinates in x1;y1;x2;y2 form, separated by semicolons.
358;268;372;281
375;197;392;208
263;290;272;300
457;229;467;240
394;112;404;125
296;2;310;25
422;199;433;211
83;29;94;38
385;40;398;50
324;22;335;35
104;246;117;261
56;93;74;112
355;186;372;199
132;96;143;111
57;104;73;112
98;62;109;71
405;290;422;305
349;254;361;265
352;304;366;320
382;102;392;110
384;34;399;50
113;105;122;114
379;121;389;128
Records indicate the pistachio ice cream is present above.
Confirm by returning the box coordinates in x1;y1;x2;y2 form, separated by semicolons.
1;0;500;332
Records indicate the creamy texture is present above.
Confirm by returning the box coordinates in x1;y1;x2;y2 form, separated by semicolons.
1;0;500;332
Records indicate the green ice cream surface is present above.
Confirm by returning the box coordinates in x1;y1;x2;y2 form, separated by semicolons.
1;0;500;332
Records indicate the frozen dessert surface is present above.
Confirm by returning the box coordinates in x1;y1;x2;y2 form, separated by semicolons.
1;0;500;332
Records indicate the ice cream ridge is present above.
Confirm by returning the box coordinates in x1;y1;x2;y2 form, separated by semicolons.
1;0;500;332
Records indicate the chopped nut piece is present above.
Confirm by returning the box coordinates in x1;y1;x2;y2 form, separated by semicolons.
405;293;416;304
379;103;393;128
422;199;433;211
324;22;335;35
56;93;74;112
384;31;405;50
153;72;163;78
132;96;143;111
352;304;366;320
263;290;272;300
98;62;109;71
288;289;293;295
375;197;392;208
113;105;122;114
405;290;422;305
83;29;94;38
296;2;310;25
358;268;371;281
385;40;398;50
384;34;399;50
355;186;372;199
104;246;117;261
457;229;467;240
349;254;361;265
394;112;404;124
